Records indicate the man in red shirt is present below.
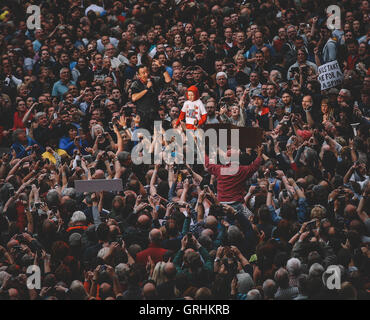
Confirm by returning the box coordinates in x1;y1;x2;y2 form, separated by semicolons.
344;39;359;71
204;145;264;214
135;228;168;265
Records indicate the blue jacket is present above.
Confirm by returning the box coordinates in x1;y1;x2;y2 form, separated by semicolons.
59;136;82;156
11;137;41;158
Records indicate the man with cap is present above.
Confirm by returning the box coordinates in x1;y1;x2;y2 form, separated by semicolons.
249;92;272;131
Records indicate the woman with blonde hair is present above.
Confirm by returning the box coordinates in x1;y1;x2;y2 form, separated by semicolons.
91;124;116;153
234;52;251;75
151;261;167;286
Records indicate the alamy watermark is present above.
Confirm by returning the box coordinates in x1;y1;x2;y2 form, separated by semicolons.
26;5;41;30
322;265;341;290
130;121;240;175
26;265;41;290
326;5;341;30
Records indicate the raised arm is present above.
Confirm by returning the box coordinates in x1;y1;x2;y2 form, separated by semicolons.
357;183;369;223
114;119;124;154
344;163;356;185
22;102;37;124
150;164;159;196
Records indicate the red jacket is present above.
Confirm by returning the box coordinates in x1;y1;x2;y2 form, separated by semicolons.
205;154;262;203
13;111;33;130
135;243;168;265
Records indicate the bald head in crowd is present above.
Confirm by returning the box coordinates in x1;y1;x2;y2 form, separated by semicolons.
143;282;157;300
137;214;151;228
164;262;177;280
205;216;218;229
149;228;162;245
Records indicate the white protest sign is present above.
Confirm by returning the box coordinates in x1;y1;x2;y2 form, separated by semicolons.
317;60;343;90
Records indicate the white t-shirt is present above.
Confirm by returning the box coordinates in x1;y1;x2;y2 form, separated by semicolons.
181;99;207;125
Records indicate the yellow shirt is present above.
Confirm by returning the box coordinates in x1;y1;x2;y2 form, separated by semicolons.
42;149;68;164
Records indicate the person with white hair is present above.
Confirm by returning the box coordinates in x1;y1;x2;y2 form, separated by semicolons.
215;71;229;101
61;187;77;199
247;288;262;300
286;257;302;287
115;263;130;284
308;263;325;278
52;67;76;99
69;280;88;300
91;124;116;153
235;273;255;300
66;211;88;235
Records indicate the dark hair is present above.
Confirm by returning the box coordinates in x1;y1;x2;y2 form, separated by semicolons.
297;48;307;59
127;51;137;60
137;64;147;73
96;223;110;241
258;205;273;224
345;39;359;47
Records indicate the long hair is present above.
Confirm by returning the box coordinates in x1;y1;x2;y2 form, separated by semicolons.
151;261;167;286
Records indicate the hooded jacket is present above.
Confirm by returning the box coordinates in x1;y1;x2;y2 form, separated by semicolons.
176;86;207;130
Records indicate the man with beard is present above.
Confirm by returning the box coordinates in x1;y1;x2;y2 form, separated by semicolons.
205;98;219;124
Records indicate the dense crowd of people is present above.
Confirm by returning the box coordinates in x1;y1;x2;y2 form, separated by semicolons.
0;0;369;300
